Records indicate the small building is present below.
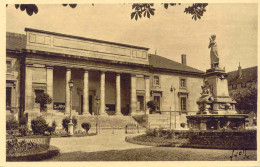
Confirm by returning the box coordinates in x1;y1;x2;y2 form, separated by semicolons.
6;28;204;128
227;64;257;125
227;64;257;95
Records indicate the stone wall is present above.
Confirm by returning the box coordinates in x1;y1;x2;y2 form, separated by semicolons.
150;71;203;113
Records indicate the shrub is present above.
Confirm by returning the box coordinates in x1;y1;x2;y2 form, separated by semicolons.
19;125;29;136
6;116;19;130
147;101;159;114
146;128;158;137
81;122;91;133
19;114;28;126
165;129;174;139
180;123;186;128
31;116;48;135
35;93;52;112
6;139;49;156
62;117;77;132
46;121;57;135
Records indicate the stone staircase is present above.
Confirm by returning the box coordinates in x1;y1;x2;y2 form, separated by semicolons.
26;110;141;133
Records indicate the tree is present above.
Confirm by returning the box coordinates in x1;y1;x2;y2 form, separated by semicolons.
35;93;52;112
147;100;159;114
7;3;208;21
131;3;208;21
6;4;77;16
232;86;257;115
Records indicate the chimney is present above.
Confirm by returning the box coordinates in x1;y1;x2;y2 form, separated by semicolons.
238;62;242;78
181;54;186;65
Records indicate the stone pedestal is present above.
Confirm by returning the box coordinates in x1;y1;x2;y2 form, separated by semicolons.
187;67;248;131
68;122;74;136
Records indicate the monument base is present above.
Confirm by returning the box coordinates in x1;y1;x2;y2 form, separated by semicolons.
187;114;248;131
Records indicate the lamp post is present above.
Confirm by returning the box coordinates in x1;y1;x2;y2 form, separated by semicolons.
170;86;173;129
170;85;176;129
170;85;176;141
95;96;100;134
68;79;74;136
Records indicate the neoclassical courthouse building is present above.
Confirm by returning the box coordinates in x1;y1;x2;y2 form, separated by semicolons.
6;28;205;127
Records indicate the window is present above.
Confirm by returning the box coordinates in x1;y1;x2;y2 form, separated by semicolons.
153;76;160;86
180;97;186;111
6;87;12;108
6;60;12;73
137;96;144;111
154;96;160;111
180;79;186;88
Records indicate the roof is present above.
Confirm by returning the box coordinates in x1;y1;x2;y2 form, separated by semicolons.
6;32;204;75
227;66;257;85
25;28;149;51
148;54;204;74
6;32;26;51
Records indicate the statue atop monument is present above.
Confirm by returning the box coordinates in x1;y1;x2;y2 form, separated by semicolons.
208;35;219;68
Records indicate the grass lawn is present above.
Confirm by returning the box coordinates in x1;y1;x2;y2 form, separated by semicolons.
45;146;257;161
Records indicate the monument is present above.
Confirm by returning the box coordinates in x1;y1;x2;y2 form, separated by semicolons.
186;35;248;131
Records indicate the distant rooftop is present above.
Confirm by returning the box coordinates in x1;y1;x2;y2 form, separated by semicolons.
148;54;204;74
227;66;257;85
6;32;26;51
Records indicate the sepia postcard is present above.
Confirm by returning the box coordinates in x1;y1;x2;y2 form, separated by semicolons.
1;1;259;166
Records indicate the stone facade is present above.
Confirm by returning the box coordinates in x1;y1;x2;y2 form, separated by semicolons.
6;28;204;128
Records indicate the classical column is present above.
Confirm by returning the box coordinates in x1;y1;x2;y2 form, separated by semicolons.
130;74;137;115
46;66;53;110
100;71;106;115
25;64;33;111
83;70;90;115
115;73;121;115
145;75;150;115
65;68;71;114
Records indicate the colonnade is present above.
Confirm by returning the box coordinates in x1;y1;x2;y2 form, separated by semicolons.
25;64;151;115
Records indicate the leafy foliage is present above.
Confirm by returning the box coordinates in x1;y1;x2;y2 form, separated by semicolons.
6;4;77;16
6;139;49;156
147;100;158;113
46;121;57;135
81;122;91;133
6;116;19;130
7;3;208;21
18;125;29;136
19;114;28;126
31;116;48;135
131;4;155;20
232;86;257;115
62;117;77;133
35;93;52;106
184;3;208;21
131;3;208;21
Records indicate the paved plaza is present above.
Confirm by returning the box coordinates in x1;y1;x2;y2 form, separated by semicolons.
46;133;257;161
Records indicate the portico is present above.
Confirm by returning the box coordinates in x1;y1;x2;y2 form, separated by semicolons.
24;62;151;116
23;28;151;116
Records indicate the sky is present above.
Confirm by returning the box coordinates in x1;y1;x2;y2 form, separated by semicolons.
6;3;258;72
